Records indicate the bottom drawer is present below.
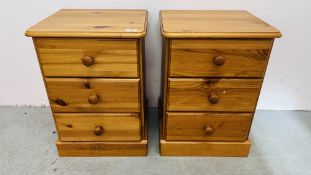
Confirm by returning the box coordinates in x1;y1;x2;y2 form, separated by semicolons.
55;113;141;141
166;112;253;141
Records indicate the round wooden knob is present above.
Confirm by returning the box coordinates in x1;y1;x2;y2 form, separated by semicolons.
82;56;94;66
208;93;219;104
93;126;104;136
204;126;214;136
213;56;225;66
88;94;100;104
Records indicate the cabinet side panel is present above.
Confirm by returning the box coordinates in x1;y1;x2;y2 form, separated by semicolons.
139;38;146;139
247;39;275;139
32;38;59;138
160;38;171;138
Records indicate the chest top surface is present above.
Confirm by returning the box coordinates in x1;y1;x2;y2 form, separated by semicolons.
26;9;147;38
160;10;281;38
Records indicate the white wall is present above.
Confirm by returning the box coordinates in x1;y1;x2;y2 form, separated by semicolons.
0;0;310;110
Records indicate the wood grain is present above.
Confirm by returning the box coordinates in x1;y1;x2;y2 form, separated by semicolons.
55;113;141;141
160;139;251;157
35;38;138;77
159;10;281;157
168;78;261;112
138;38;146;138
57;139;147;157
166;112;253;141
170;39;273;77
27;9;148;157
160;10;281;38
26;9;147;38
45;78;140;112
161;39;171;138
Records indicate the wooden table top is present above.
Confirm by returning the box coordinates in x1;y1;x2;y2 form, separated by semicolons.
26;9;148;38
160;10;281;38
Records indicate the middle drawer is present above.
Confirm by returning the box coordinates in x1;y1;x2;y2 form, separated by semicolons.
168;78;261;112
46;78;140;113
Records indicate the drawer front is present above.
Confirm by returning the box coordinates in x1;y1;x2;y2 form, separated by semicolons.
166;112;252;141
35;38;138;77
168;78;261;112
46;78;140;112
170;39;273;77
55;113;141;141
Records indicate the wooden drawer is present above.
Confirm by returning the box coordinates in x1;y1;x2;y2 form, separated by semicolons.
170;39;273;77
55;113;141;141
166;112;252;141
35;38;138;77
168;78;261;112
46;78;140;112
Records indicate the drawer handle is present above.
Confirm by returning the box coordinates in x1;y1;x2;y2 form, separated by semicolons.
82;56;95;67
204;126;214;136
93;126;104;136
213;56;225;66
88;94;100;104
208;93;219;104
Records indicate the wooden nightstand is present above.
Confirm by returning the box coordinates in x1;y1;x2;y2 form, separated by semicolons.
159;10;281;156
26;9;148;156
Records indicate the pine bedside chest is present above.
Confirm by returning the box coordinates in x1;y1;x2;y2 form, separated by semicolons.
159;10;281;156
26;9;148;156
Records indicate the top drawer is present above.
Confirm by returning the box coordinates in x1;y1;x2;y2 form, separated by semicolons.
35;38;138;77
170;39;273;78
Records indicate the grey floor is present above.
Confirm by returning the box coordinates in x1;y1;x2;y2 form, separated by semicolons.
0;107;310;175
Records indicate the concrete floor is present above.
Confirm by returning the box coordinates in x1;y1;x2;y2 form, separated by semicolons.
0;107;310;175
